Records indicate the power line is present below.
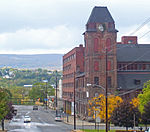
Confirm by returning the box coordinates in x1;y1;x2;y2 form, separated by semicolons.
111;49;150;72
139;30;150;39
101;44;150;73
101;18;150;54
129;17;150;36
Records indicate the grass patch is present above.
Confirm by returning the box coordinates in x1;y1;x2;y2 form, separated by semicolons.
138;124;150;127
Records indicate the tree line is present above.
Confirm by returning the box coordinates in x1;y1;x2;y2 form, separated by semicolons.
0;67;61;104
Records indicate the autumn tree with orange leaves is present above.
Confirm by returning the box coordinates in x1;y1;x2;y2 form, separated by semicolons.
130;97;139;108
88;94;123;122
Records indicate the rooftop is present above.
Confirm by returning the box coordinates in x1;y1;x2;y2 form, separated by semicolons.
117;44;150;62
87;6;114;24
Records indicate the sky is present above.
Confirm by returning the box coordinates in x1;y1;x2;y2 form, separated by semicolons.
0;0;150;54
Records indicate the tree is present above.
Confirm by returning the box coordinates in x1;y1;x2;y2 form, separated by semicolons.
130;97;139;108
88;94;123;122
141;101;150;129
0;88;10;130
138;80;150;113
29;82;55;102
5;102;14;120
111;100;140;131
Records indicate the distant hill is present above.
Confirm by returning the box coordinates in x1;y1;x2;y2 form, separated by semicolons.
0;54;63;70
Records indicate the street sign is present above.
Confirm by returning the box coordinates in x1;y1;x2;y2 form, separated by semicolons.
96;117;101;123
44;98;48;101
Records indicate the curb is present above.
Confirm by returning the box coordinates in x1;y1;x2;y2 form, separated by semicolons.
0;130;7;132
62;119;106;126
71;130;84;132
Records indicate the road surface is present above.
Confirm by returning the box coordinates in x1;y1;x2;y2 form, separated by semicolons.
6;105;72;132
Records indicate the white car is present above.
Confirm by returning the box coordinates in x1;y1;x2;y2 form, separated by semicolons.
55;115;63;122
24;115;31;123
12;118;20;122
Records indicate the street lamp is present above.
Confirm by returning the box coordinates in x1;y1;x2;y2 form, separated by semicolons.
74;71;76;130
43;80;48;110
55;70;58;116
87;83;108;132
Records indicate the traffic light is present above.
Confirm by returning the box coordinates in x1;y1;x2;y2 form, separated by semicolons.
52;98;54;102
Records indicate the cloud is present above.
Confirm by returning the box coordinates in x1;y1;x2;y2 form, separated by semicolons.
0;25;83;54
0;0;150;54
0;0;92;33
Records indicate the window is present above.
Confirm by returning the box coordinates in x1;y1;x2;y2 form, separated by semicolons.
134;79;141;85
128;40;133;44
87;23;96;29
118;64;122;70
107;76;111;88
108;22;115;29
123;64;126;70
85;39;88;53
143;64;146;70
76;80;78;88
127;64;131;70
106;38;111;52
94;38;98;52
130;64;134;70
138;64;142;70
94;61;99;71
94;77;99;85
134;64;137;70
146;64;150;70
107;61;111;71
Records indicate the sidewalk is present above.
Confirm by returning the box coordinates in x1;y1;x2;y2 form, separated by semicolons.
63;115;106;126
0;120;9;132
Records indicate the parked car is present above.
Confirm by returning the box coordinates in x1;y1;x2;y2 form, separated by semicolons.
33;105;38;110
13;109;17;116
87;117;95;122
24;115;31;123
145;128;150;132
55;114;63;122
12;118;20;122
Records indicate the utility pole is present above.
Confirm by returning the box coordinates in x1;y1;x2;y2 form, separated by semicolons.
46;81;48;110
55;70;58;116
105;48;108;132
74;71;76;130
43;80;48;110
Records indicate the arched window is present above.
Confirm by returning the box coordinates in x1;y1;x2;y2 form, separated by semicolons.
94;61;99;71
94;38;98;52
106;38;111;52
107;61;111;71
85;39;88;53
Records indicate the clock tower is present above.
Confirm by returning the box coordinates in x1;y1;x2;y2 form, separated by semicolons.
84;6;118;97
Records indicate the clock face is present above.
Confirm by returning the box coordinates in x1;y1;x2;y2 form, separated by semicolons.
98;24;104;32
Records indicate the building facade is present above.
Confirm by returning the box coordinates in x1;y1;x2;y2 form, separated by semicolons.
62;44;84;115
62;6;150;117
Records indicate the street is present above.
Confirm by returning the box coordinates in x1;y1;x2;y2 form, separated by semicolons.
6;105;72;132
5;105;137;132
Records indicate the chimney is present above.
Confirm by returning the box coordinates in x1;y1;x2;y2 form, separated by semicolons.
121;36;138;44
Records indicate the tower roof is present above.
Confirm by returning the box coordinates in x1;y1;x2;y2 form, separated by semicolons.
87;6;114;24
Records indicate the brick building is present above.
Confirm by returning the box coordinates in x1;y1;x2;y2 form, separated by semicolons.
62;44;84;115
62;6;150;117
